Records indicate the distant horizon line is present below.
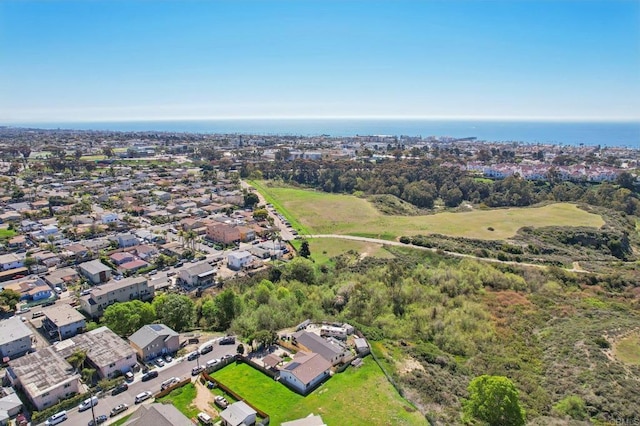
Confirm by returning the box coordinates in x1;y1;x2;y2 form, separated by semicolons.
3;115;640;124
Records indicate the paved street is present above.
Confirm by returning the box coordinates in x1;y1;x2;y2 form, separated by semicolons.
48;340;236;426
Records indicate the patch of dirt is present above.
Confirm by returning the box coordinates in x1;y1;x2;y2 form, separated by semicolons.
397;356;426;375
193;379;219;418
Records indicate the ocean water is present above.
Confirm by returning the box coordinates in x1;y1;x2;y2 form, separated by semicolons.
5;119;640;148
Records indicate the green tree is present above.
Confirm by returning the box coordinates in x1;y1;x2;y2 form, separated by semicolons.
244;192;259;208
254;329;277;349
299;240;311;258
81;367;97;384
553;395;587;420
153;294;195;332
66;350;87;373
213;289;241;331
0;289;21;312
252;208;269;221
463;375;525;426
102;300;156;337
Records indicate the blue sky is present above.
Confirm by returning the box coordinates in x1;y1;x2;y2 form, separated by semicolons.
1;0;638;122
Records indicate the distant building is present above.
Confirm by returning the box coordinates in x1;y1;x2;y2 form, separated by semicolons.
220;401;257;426
178;262;216;287
0;254;24;272
227;251;252;271
0;317;34;361
117;233;139;248
80;276;153;318
129;324;180;361
78;259;112;284
292;331;348;366
53;326;137;379
41;304;86;341
6;347;80;411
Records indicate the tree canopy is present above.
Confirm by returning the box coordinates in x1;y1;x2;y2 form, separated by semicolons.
464;375;526;426
152;294;195;332
102;300;156;337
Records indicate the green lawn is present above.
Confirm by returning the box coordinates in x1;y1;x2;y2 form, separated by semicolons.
251;183;605;240
0;228;17;240
212;361;426;425
615;332;640;365
157;382;200;419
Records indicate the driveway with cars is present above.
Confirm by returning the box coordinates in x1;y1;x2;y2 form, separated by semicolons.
42;338;237;426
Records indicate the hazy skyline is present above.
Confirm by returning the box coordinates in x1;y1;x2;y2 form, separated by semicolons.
1;0;639;122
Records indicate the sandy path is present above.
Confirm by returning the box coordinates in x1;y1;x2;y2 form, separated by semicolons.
193;378;218;417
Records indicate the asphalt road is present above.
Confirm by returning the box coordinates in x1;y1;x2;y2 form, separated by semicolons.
48;340;236;426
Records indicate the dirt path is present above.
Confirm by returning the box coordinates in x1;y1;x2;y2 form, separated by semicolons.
193;378;218;417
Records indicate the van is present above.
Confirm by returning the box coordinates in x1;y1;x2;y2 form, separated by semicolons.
78;395;98;412
44;410;67;425
206;358;219;368
135;391;152;404
32;311;44;319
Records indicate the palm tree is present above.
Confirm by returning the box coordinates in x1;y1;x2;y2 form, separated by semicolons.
67;350;87;373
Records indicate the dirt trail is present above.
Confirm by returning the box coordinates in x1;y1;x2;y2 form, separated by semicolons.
193;379;218;417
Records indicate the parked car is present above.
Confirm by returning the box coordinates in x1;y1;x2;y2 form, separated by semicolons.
78;396;98;412
197;412;213;425
124;371;134;382
110;404;129;417
219;336;235;345
141;370;158;382
163;354;173;363
187;351;200;361
44;411;67;426
199;344;213;355
160;377;180;391
111;383;128;396
191;366;204;376
154;357;165;367
134;391;153;404
88;414;108;426
214;395;229;409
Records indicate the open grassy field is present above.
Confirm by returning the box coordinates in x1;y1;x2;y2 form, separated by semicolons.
0;228;17;240
211;361;426;425
157;382;200;419
614;332;640;365
252;183;604;240
292;238;395;264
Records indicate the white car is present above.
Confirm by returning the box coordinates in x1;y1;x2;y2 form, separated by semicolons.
78;396;98;412
197;412;213;425
134;391;152;404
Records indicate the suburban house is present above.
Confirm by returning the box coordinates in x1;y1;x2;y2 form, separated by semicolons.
99;212;119;224
135;245;158;260
79;276;154;318
53;326;137;379
110;252;135;266
128;324;180;361
78;259;112;284
0;317;34;361
0;254;24;272
0;388;23;425
41;304;86;341
178;262;216;287
220;401;257;426
121;403;192;426
282;414;327;426
3;278;53;302
43;267;79;291
119;259;150;274
292;331;349;366
117;233;139;248
227;251;253;271
279;352;331;395
6;347;81;411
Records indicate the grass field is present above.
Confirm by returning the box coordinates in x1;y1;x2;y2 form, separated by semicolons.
251;183;605;240
292;238;396;264
157;382;200;419
212;361;426;425
614;332;640;365
0;228;17;240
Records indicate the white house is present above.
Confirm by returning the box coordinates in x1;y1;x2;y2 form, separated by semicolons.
227;251;253;271
100;212;119;224
220;401;257;426
279;352;331;395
